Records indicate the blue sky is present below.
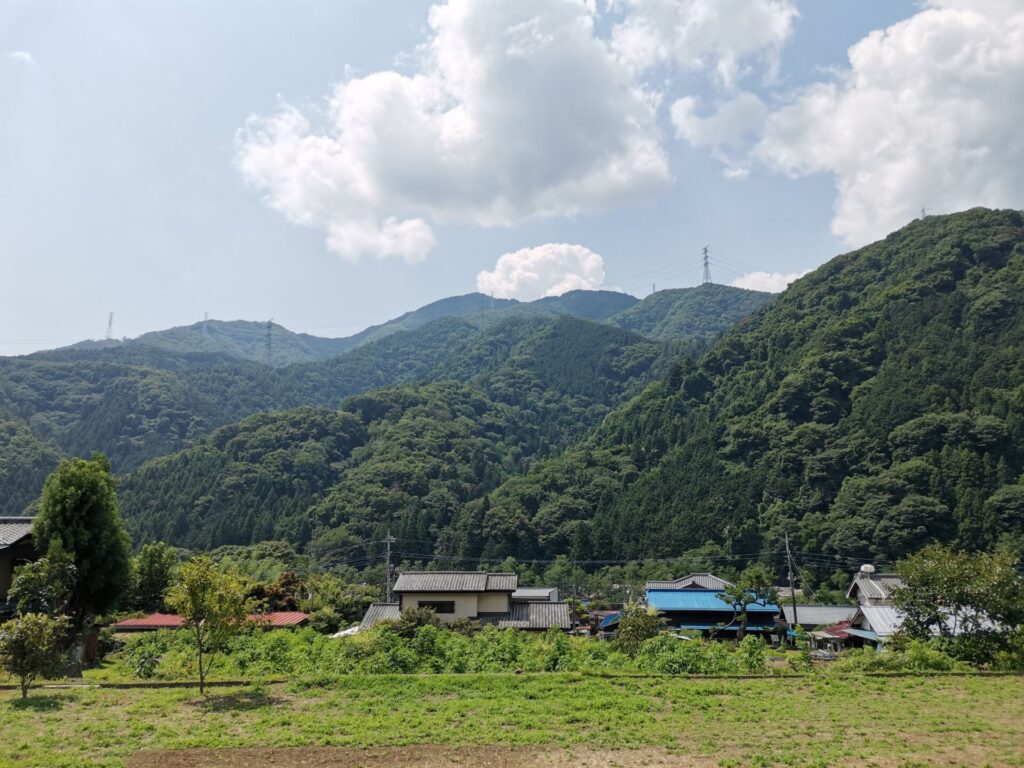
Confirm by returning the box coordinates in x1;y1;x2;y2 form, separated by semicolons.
2;0;1021;354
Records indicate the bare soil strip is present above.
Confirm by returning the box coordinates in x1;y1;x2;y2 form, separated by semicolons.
128;746;717;768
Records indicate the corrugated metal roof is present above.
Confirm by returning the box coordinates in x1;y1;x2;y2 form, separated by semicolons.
112;611;307;631
481;601;571;630
855;604;904;636
646;589;779;613
359;602;401;631
781;604;857;627
0;517;34;548
846;572;903;601
392;571;517;593
645;573;734;591
511;587;557;602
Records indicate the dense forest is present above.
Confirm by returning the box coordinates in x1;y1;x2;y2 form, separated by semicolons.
6;212;1022;575
0;284;764;515
456;209;1024;570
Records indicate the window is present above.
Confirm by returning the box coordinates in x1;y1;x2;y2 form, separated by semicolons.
418;600;455;614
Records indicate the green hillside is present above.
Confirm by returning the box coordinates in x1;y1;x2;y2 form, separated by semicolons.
449;209;1024;565
116;318;667;550
609;283;773;341
0;416;62;515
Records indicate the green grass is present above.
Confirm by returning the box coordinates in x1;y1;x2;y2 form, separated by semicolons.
1;674;1022;767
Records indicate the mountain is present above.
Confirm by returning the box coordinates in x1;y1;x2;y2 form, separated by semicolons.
2;279;767;479
52;290;640;366
609;284;773;341
449;208;1024;566
118;316;666;551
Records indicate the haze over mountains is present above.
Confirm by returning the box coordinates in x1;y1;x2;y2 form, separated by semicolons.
4;211;1023;572
53;286;759;366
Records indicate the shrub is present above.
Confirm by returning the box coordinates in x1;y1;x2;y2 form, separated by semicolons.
831;641;970;673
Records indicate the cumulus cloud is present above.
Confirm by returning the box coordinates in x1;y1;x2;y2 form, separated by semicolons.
476;243;605;300
730;270;808;293
670;92;768;178
236;0;669;263
610;0;798;86
6;50;35;66
753;0;1024;246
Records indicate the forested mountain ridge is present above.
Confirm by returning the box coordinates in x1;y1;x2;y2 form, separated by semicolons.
51;290;641;366
454;209;1024;566
609;283;773;341
1;282;767;498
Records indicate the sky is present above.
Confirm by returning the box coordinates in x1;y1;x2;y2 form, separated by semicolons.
2;0;1023;355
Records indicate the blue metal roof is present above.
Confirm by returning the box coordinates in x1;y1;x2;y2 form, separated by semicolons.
646;589;779;613
598;612;621;630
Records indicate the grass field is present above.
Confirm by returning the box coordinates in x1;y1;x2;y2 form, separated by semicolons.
1;674;1022;768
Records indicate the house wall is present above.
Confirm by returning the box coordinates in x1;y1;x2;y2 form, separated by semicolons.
0;556;11;600
478;592;509;613
398;592;480;622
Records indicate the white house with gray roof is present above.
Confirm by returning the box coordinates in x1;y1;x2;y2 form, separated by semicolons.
359;571;570;631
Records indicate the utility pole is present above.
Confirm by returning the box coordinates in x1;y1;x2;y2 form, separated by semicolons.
785;533;799;637
384;529;397;603
702;246;712;285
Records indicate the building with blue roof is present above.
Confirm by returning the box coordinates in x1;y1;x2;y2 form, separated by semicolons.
644;580;781;637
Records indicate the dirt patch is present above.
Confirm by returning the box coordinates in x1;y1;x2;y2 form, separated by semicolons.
128;746;718;767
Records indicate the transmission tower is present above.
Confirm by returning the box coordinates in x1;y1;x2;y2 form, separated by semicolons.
702;246;712;285
202;312;209;336
265;318;273;363
106;312;114;341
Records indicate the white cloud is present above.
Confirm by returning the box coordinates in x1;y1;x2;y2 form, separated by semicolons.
753;0;1024;246
476;243;605;299
730;270;808;293
610;0;798;86
236;0;669;263
6;50;35;66
670;92;768;178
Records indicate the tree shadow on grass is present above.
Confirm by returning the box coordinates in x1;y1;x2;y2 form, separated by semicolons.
188;689;283;712
10;694;65;712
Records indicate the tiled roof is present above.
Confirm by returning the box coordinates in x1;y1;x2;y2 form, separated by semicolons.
781;604;857;627
645;573;734;591
646;589;779;613
359;602;401;631
846;572;903;601
481;601;571;630
392;571;518;593
0;517;34;549
112;611;307;631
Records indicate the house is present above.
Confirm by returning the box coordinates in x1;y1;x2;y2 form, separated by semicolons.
642;572;780;637
0;517;36;609
645;572;733;591
846;564;903;606
359;571;571;631
112;611;308;631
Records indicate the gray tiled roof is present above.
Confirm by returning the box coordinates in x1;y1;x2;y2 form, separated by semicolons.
846;573;903;601
645;573;734;591
482;601;571;630
0;517;33;549
392;571;518;593
782;604;857;627
359;602;401;631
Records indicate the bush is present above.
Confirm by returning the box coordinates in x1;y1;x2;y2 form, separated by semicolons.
307;608;342;635
831;641;970;673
